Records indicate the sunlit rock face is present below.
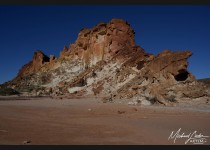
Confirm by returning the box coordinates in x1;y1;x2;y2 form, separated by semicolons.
16;50;50;78
3;18;210;106
59;19;143;68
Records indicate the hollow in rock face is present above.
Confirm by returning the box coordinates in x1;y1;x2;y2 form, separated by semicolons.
174;70;189;81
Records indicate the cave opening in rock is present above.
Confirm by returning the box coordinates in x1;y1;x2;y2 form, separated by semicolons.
174;70;189;81
42;55;50;64
136;61;145;70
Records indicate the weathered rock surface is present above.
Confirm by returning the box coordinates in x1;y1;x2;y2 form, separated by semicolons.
59;19;145;68
17;50;50;78
2;18;210;106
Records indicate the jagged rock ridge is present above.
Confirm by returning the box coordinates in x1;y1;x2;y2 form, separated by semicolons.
2;18;210;106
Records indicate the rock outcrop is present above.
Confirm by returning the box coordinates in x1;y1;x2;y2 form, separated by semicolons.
17;50;50;78
59;19;145;68
2;18;210;106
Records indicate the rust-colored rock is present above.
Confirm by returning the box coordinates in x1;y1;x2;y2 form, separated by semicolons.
59;18;145;68
17;50;50;78
147;50;193;81
2;18;210;106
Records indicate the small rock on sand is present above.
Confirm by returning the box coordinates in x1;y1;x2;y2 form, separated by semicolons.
131;108;138;111
22;140;31;145
117;110;126;114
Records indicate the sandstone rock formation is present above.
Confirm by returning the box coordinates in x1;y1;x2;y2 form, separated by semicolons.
2;18;210;106
59;19;144;68
16;50;50;78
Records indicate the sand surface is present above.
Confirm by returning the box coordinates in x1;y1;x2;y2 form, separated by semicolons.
0;96;210;145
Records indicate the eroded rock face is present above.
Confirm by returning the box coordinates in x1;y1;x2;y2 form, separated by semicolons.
17;50;50;78
2;18;210;106
147;50;194;81
59;19;144;68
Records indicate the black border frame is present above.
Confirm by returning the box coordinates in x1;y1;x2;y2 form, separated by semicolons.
0;0;210;149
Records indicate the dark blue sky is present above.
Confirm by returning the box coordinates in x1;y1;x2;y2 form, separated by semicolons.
0;5;210;84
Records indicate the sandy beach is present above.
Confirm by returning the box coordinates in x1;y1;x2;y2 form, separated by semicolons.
0;96;210;145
